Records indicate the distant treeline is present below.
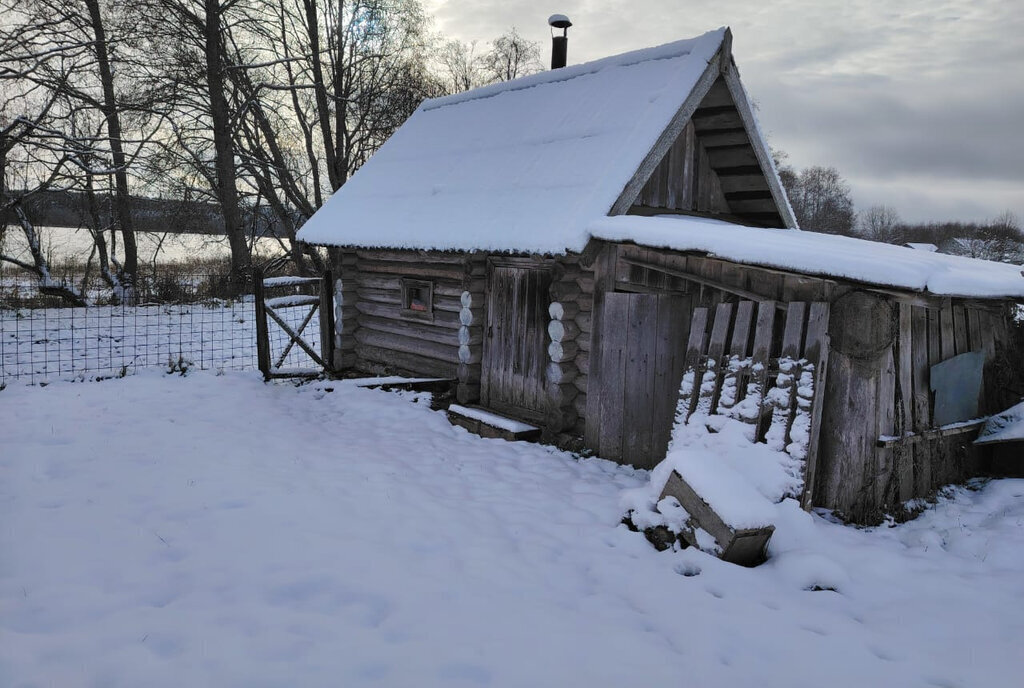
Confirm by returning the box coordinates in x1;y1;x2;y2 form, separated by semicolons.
775;159;1023;263
3;190;292;238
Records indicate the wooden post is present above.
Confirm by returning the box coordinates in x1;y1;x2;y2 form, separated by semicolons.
253;266;270;380
800;302;830;509
319;270;335;376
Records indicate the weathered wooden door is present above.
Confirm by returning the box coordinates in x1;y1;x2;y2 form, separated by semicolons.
482;264;552;422
586;292;693;469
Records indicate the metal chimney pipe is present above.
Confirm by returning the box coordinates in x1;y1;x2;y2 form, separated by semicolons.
548;14;572;69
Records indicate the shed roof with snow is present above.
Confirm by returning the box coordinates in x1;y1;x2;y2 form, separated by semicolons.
298;28;794;254
592;215;1024;299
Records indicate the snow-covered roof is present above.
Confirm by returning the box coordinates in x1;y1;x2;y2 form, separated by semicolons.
299;29;741;254
590;215;1024;299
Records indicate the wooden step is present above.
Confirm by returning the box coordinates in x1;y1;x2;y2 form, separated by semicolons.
447;404;542;442
350;376;455;393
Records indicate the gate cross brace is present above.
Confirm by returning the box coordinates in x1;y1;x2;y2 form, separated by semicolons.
266;304;326;369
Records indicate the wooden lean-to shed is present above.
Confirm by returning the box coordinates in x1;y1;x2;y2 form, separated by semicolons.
298;28;1024;523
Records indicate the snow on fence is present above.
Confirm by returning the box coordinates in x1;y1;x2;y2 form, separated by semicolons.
0;272;320;385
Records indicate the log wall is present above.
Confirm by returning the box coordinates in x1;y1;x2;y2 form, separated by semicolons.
545;256;594;437
333;249;483;380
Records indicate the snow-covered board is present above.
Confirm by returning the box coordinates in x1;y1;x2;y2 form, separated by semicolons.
975;401;1024;446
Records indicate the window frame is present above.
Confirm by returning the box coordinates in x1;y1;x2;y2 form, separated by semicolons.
400;278;434;320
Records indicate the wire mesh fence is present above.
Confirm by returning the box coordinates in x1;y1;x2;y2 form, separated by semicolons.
1;273;259;385
1;266;332;385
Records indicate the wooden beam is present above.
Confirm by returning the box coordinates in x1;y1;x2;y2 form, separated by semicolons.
713;165;763;177
699;128;750;148
876;419;986;448
619;256;786;308
691;111;745;132
726;199;779;214
706;145;759;168
800;302;830;509
265;305;326;369
623;205;753;226
724;190;773;201
716;175;770;194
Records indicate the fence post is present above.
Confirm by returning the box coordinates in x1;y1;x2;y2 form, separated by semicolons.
253;267;270;380
320;270;335;376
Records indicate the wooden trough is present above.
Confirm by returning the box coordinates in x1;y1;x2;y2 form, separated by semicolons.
659;471;775;567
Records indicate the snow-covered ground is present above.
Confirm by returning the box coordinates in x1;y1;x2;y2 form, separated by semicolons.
2;371;1022;687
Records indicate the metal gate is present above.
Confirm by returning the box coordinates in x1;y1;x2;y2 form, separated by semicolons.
253;265;335;379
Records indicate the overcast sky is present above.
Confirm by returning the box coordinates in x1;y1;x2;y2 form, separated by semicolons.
424;0;1023;225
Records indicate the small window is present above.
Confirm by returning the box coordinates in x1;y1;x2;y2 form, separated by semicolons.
401;279;433;319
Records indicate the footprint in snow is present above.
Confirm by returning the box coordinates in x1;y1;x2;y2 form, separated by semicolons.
799;624;828;636
673;562;701;577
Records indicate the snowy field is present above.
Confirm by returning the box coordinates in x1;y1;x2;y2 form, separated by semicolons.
2;371;1023;687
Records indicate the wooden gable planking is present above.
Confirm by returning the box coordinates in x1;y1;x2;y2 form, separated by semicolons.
610;40;726;217
621;49;794;228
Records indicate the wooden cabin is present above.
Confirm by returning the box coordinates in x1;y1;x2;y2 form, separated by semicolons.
298;28;1024;523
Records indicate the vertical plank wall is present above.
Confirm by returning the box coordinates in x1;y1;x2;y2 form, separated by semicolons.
586;241;1015;521
818;294;1008;522
587;292;692;469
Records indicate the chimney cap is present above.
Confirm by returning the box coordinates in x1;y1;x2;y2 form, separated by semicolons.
548;14;572;29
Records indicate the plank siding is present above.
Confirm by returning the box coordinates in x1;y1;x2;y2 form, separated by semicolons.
593;292;691;468
631;120;729;215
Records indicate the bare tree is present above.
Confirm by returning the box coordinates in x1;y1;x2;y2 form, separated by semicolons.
436;27;542;96
436;38;484;94
952;212;1024;262
786;166;856;235
0;0;168;301
480;27;541;83
84;0;140;299
132;0;255;290
208;0;440;273
859;205;901;244
0;93;91;305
